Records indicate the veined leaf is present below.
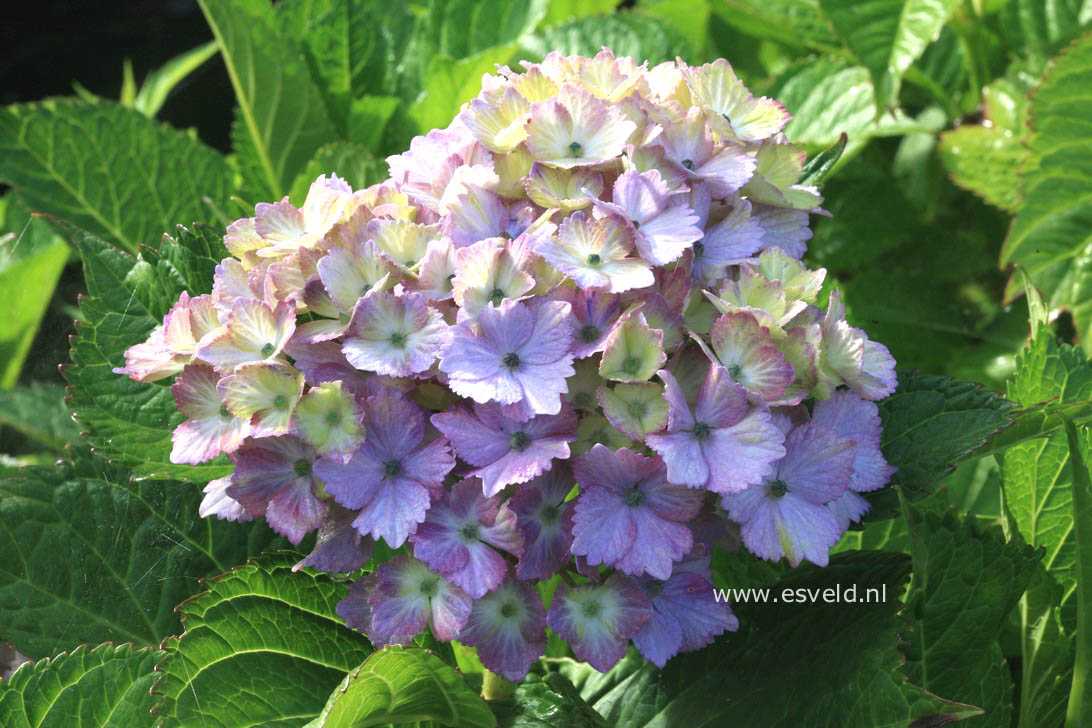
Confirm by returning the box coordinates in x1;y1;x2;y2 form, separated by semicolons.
556;551;979;727
0;384;79;451
492;673;609;728
153;561;372;727
711;0;842;54
1002;0;1092;71
304;647;494;728
901;498;1040;727
1001;35;1092;354
0;643;163;728
432;0;549;60
0;99;231;254
938;125;1027;211
200;0;338;201
63;223;232;482
0;454;285;658
1064;419;1092;725
540;0;617;29
819;0;959;110
408;44;519;135
289;142;387;207
522;12;695;64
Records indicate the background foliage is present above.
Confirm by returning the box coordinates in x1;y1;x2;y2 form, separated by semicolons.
1;0;1092;726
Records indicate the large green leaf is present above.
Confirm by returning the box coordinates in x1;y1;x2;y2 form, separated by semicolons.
153;561;372;727
0;643;163;728
901;500;1040;726
408;44;519;135
200;0;338;202
0;240;68;388
132;41;220;118
1001;34;1092;353
711;0;842;54
289;142;387;206
0;454;284;658
0;384;80;451
874;370;1018;514
430;0;549;60
63;223;232;482
818;0;958;110
0;99;231;253
938;125;1026;211
522;13;695;65
492;673;609;728
770;57;927;149
304;647;494;728
1002;0;1092;71
555;551;978;727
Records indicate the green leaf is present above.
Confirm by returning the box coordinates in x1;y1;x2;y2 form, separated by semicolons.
153;561;372;727
818;0;959;110
540;0;617;29
710;0;842;54
1002;0;1092;71
901;498;1040;726
1001;34;1092;353
1064;419;1092;726
492;673;609;728
304;647;494;728
0;241;68;388
290;142;386;206
522;12;695;65
1002;328;1092;623
1009;561;1074;728
200;0;338;201
63;223;232;482
555;551;979;727
875;370;1018;514
0;454;285;658
0;99;232;253
408;44;519;134
432;0;549;60
0;384;80;451
938;125;1027;211
771;57;928;148
133;41;219;117
0;643;163;728
800;133;848;186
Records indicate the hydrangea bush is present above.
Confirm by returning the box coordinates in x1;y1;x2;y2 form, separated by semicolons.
117;51;898;679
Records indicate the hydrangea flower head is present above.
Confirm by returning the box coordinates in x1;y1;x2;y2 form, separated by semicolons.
119;49;903;674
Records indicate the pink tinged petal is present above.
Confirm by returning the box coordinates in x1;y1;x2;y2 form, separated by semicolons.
703;410;787;494
525;84;636;168
171;363;224;418
510;468;576;580
570;486;637;570
428;579;473;642
707;312;794;402
633;203;703;266
811;390;895;492
737;490;843;567
255;197;306;242
613;505;694;579
696;146;757;198
610;169;671;222
692;364;749;427
342;291;450;376
199;477;253;522
632;598;683;668
444;185;510;247
196;299;296;371
458;579;547;681
352;478;433;548
645;431;709;488
656;369;696;431
751;203;812;258
852;339;898;400
218;362;304;438
266;476;327;545
693;200;764;282
410;238;458;300
546;574;652;672
318;239;392;313
115;323;184;382
170;415;249;465
779;423;856;503
634;565;737;666
431;405;513;468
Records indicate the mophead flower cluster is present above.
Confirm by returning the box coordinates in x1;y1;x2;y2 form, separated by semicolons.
117;50;897;678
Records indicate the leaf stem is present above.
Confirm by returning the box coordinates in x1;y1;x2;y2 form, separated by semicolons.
481;668;516;701
1065;420;1092;727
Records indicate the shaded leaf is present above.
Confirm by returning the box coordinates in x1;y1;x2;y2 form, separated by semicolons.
938;125;1026;211
493;673;609;728
153;561;372;727
0;384;80;451
0;454;285;658
0;241;68;388
0;643;163;728
522;12;695;65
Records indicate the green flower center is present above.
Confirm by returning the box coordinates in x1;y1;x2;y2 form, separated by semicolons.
325;409;342;425
360;283;371;296
574;391;593;408
693;240;705;257
273;394;288;409
539;504;560;524
260;342;276;358
622;356;641;374
580;324;600;343
769;480;788;498
490;287;505;304
586;253;601;265
385;460;403;477
219;404;233;420
460;523;480;542
582;600;602;618
405;259;416;267
568;141;583;157
499;601;518;618
503;352;521;369
510;431;530;450
726;363;742;379
293;458;311;477
693;422;712;440
631;219;641;230
419;577;438;597
644;579;665;599
628;401;646;417
626;488;643;506
681;159;695;170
